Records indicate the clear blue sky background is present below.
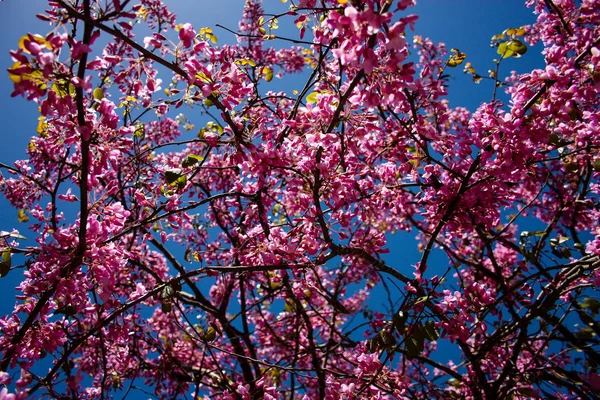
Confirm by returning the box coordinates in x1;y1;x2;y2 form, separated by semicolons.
0;0;545;395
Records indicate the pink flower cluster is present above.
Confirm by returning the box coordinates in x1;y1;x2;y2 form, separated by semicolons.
0;0;599;398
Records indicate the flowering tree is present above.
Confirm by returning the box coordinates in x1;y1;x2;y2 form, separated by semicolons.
0;0;599;398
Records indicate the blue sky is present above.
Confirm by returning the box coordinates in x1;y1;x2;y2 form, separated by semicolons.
0;0;547;395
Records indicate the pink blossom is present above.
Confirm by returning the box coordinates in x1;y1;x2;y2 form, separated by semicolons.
1;1;600;398
0;388;15;400
178;23;196;48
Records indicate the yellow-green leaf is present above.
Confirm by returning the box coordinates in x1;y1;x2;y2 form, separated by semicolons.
498;39;527;58
205;121;224;135
306;91;319;103
0;251;11;278
497;42;514;58
423;320;440;341
37;116;48;137
52;81;75;98
447;48;466;67
165;170;182;185
17;209;29;223
195;71;212;84
203;326;217;342
504;27;526;37
392;311;408;332
463;62;476;75
506;39;527;57
161;301;172;313
8;62;45;87
235;59;257;67
565;162;578;173
93;87;104;101
182;154;204;168
262;66;273;82
18;34;49;54
134;123;145;139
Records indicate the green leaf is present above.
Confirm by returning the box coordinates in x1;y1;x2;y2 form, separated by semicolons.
565;162;579;173
93;87;104;101
506;39;527;57
170;280;182;293
392;310;409;333
55;304;76;317
203;326;217;342
520;230;545;240
367;338;379;353
284;298;296;312
262;66;274;82
575;326;595;339
405;324;426;359
405;334;425;359
379;329;397;349
550;236;570;248
134;124;145;139
549;236;571;258
548;133;564;147
165;170;187;189
577;311;597;328
0;231;26;240
0;250;11;278
52;81;75;98
210;321;222;335
160;186;173;197
182;154;204;168
165;170;181;184
161;301;172;313
306;92;319;103
423;320;440;341
176;175;187;189
579;298;600;315
411;323;425;341
206;121;224;135
235;59;256;67
17;209;29;223
161;285;175;300
558;248;571;258
504;27;526;37
447;48;466;67
497;42;514;58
